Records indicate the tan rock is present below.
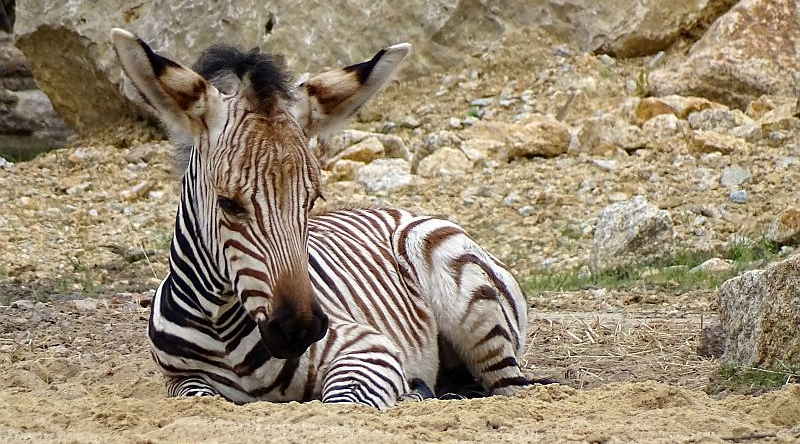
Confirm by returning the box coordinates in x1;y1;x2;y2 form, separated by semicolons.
650;0;800;109
461;115;570;161
657;95;719;119
633;98;677;125
416;147;473;178
325;136;384;168
691;258;732;274
765;208;800;245
746;95;798;120
505;116;570;159
689;130;747;155
575;115;646;155
329;159;365;182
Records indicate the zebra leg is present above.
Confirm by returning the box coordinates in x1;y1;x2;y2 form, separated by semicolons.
398;378;436;402
396;218;531;397
319;325;412;409
164;376;218;398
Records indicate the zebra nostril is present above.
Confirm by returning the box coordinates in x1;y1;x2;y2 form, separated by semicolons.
257;303;326;359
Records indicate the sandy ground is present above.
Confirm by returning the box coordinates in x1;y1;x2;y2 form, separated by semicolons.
1;299;799;444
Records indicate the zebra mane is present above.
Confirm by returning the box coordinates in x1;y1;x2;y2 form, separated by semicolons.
170;44;295;174
192;44;293;111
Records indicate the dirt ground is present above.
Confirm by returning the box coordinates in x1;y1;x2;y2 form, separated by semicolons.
3;26;800;444
1;298;799;444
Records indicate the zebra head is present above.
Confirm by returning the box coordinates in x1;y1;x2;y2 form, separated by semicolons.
111;29;410;359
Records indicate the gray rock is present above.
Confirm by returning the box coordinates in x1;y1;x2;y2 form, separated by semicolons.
720;165;751;187
354;158;414;192
399;115;420;129
10;299;34;309
728;189;749;204
650;0;800;109
719;253;800;368
590;196;676;272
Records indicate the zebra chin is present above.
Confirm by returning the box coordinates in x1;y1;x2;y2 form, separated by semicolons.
255;302;329;359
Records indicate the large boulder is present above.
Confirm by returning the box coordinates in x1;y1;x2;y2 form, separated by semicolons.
590;196;676;272
536;0;737;57
0;31;71;160
16;0;742;136
719;254;800;368
650;0;800;110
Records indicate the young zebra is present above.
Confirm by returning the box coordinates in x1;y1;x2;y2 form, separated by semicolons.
112;28;539;409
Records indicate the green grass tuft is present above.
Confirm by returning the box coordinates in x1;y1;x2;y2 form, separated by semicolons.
716;364;797;393
521;239;781;294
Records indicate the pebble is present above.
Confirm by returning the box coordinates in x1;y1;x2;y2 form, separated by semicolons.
729;189;749;204
720;165;751;187
0;156;13;168
469;98;493;107
448;117;462;129
518;206;536;217
10;300;34;309
400;115;420;129
592;159;618;172
691;258;732;274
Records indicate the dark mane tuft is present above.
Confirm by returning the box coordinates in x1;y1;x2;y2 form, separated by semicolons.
191;45;293;113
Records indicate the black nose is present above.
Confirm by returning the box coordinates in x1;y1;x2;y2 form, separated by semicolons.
258;303;328;359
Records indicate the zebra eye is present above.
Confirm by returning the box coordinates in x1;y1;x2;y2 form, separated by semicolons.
217;196;246;216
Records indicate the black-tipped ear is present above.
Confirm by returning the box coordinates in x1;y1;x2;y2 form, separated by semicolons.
110;28;220;133
291;43;410;137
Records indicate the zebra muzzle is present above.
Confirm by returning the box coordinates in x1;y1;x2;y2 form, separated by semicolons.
256;302;329;359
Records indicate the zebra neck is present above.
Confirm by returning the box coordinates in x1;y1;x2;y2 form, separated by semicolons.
163;168;232;319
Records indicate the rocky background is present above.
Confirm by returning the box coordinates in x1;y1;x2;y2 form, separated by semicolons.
2;0;800;410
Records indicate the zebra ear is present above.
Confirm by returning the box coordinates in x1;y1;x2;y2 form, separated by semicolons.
110;28;219;134
292;43;410;137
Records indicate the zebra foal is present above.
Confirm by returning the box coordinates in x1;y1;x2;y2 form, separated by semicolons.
112;28;540;409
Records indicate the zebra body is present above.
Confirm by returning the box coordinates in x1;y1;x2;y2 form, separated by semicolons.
111;28;533;409
152;207;528;407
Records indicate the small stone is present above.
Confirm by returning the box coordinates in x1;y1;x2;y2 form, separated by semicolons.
121;181;154;201
518;206;535;217
463;115;479;126
0;156;13;168
720;165;751;187
354;158;414;192
124;145;158;164
691;258;733;274
326;136;385;166
592;159;618;172
72;299;100;311
469;98;493;107
416;147;473;178
10;300;35;309
399;115;420;129
448;117;462;129
633;97;676;124
88;209;99;218
728;189;748;204
329;159;365;182
689;131;746;155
